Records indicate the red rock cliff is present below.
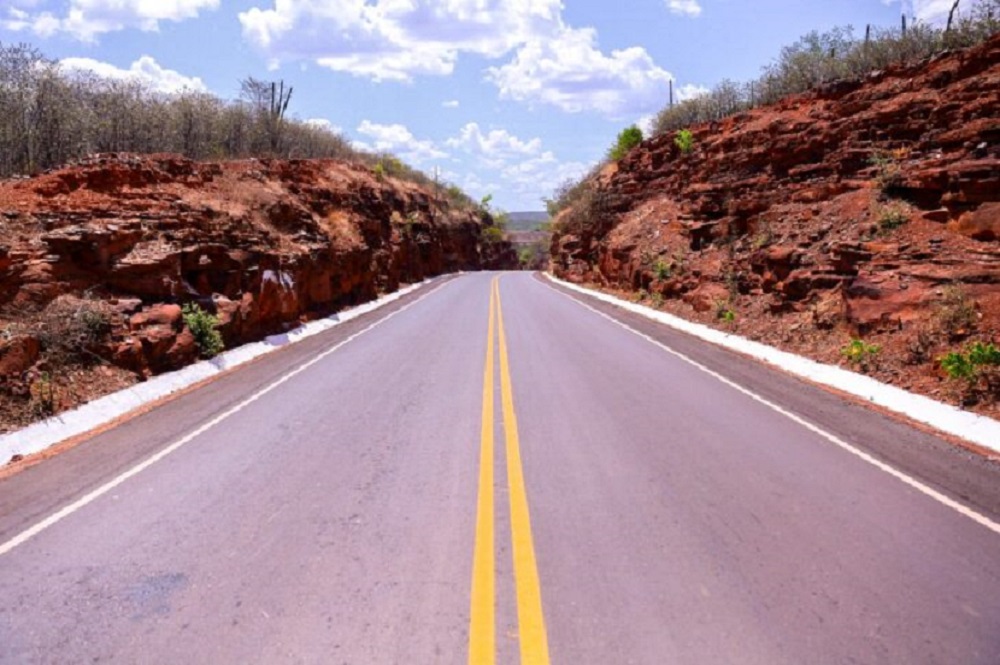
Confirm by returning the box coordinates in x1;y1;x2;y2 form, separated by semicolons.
0;155;515;430
551;34;1000;414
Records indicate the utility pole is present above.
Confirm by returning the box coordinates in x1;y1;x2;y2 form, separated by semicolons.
947;0;961;32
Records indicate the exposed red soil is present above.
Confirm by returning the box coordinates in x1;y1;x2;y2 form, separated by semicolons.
0;154;515;433
551;34;1000;418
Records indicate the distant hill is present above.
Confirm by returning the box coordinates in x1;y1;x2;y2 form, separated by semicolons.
506;211;550;232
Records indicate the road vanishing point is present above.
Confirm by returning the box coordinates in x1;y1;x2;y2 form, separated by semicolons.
1;272;999;664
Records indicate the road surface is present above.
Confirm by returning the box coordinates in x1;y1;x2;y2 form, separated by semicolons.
1;272;999;664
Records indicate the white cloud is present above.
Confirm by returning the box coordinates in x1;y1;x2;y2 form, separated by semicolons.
240;0;564;82
636;114;656;136
239;0;674;117
447;123;542;159
498;151;589;207
305;118;343;134
667;0;703;17
355;120;447;163
889;0;990;24
58;56;207;94
3;0;219;41
442;100;460;108
487;25;673;116
677;83;710;101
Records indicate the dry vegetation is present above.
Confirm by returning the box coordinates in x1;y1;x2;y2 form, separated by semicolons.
0;42;475;208
548;2;1000;227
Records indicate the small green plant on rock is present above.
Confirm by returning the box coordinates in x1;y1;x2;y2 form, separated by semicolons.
654;259;672;280
651;292;665;309
29;371;56;417
875;202;910;233
183;303;224;359
841;338;881;371
869;148;907;196
608;124;644;161
715;299;737;326
940;342;1000;381
675;129;695;154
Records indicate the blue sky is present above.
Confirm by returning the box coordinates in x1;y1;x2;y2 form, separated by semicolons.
0;0;974;211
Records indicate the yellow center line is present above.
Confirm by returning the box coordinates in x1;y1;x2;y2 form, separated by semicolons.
468;277;497;665
496;278;551;665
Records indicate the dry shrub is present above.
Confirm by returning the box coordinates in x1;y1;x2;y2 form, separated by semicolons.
936;285;978;340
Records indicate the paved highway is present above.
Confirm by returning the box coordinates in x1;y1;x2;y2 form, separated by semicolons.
1;272;999;664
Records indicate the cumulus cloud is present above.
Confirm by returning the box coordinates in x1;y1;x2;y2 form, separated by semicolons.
305;118;343;134
58;56;207;94
239;0;673;117
487;25;673;116
667;0;703;17
676;83;711;101
240;0;563;82
355;120;447;163
2;0;219;41
887;0;991;24
447;123;542;159
499;152;589;206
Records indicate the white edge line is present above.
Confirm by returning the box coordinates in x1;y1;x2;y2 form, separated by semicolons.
539;276;1000;537
0;279;453;557
0;276;449;463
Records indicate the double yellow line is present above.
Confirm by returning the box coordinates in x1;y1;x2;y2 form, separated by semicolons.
469;277;550;665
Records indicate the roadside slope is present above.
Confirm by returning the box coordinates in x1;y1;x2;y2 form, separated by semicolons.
0;155;516;433
551;34;1000;418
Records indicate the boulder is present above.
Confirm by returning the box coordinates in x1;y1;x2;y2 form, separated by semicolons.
0;336;40;377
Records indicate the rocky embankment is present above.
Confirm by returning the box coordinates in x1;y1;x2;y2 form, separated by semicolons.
0;155;516;431
552;34;1000;416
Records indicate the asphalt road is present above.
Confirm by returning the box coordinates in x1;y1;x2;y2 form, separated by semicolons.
1;272;999;664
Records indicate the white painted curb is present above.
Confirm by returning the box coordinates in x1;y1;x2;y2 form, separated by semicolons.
545;274;1000;454
1;277;444;463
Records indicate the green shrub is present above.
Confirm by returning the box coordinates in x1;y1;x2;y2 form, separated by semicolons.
373;162;386;181
608;125;644;161
714;299;737;324
653;260;672;280
182;303;224;358
942;342;1000;381
481;226;504;244
940;351;974;380
842;338;881;369
675;129;695;154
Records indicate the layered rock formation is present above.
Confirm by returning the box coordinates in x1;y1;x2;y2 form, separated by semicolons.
552;34;1000;414
0;155;515;431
